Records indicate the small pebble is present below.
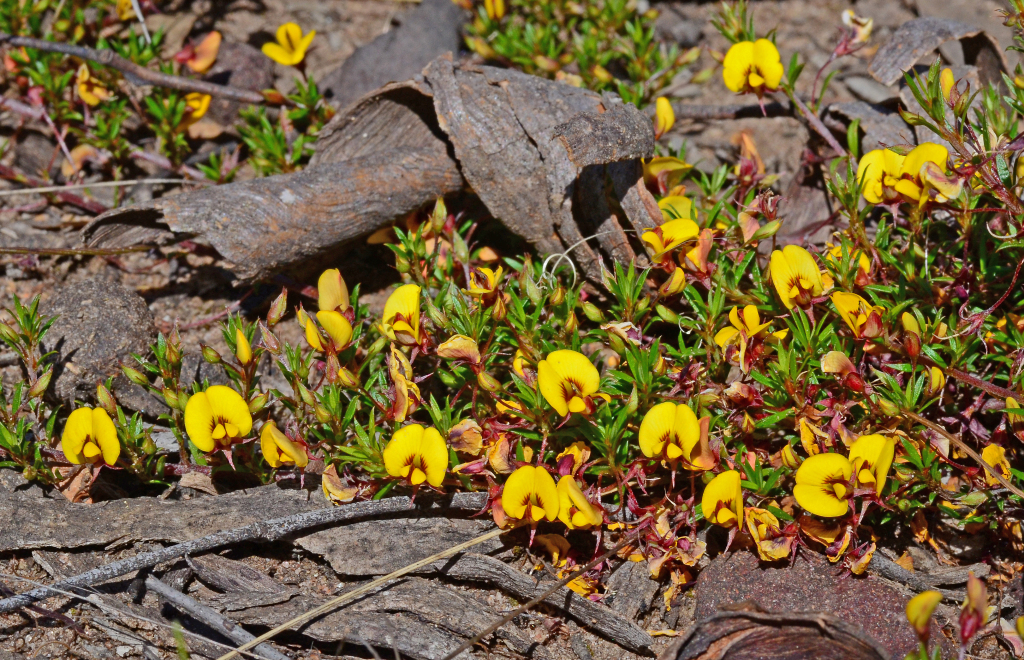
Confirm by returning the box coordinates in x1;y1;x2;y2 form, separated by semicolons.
116;646;132;657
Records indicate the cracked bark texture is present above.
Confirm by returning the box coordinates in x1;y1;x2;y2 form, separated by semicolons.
83;56;659;285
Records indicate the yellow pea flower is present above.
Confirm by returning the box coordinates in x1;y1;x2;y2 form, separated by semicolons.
184;93;211;121
537;349;604;416
381;284;421;345
643;156;693;193
638;401;713;469
940;67;956;102
906;591;942;642
713;305;774;354
722;39;784;97
659;267;687;296
831;291;884;339
769;245;825;309
116;0;136;21
62;407;120;466
857;148;905;204
322;464;360;503
382;423;448;487
780;443;801;469
184;385;253;452
701;470;743;528
926;366;946;397
318;268;350;313
896;142;949;202
642;213;699;259
556;476;603;529
262;22;316;67
654;97;675;138
981;444;1011;487
305;310;354;352
555;441;590;474
76;64;112;106
745;507;793;561
512;349;531;379
465;266;503;298
793;453;853;517
502;465;559;523
234;328;252;365
260;421;309;469
848;434;894;495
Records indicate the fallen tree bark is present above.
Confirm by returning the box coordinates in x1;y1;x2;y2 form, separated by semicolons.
0;491;487;613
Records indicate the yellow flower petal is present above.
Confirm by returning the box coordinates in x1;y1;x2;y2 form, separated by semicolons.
794;453;853;517
722;41;755;92
537;350;600;417
503;465;559;522
849;434;894;495
906;591;942;638
557;475;602;529
316;310;353;350
383;284;421;344
701;470;743;528
383;424;448;487
318;268;350;312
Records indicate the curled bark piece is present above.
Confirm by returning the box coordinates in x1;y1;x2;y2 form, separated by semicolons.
85;57;660;284
660;609;891;660
868;17;1008;86
824;102;914;152
554;102;654;168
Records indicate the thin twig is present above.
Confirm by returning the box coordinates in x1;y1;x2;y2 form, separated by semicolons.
215;526;509;660
144;576;289;660
0;96;45;120
903;409;1024;499
0;178;204;198
0;245;155;256
0;164;107;213
0;34;265;104
786;92;847;156
0;492;488;613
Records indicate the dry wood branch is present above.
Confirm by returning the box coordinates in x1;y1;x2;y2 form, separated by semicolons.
144;576;290;660
0;491;487;613
0;164;107;214
0;34;265;104
867;553;961;600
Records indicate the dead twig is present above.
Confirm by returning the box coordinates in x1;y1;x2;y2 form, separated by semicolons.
0;491;488;614
0;164;107;213
659;100;790;121
0;178;205;198
0;34;265;104
144;576;290;660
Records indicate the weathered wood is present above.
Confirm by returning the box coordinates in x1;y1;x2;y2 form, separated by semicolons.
145;575;290;660
604;560;659;622
428;552;654;652
0;491;488;613
554;103;654;168
188;554;297;610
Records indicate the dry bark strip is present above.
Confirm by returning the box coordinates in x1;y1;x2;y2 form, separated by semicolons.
0;490;487;613
231;577;551;660
868;17;1008;86
187;554;298;610
660;610;890;660
84;56;660;284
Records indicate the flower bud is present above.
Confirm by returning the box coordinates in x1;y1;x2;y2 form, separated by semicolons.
477;371;503;393
338;367;359;389
177;390;190;412
903;331;921;359
395;254;411;274
0;322;19;345
590;64;613;83
314;403;332;423
162;388;181;410
492;294;508;321
906;590;942;643
96;383;117;415
367;336;388;360
267;288;288;326
431;197;448;235
122;365;149;386
425;299;448;327
940;67;955;103
248;391;269;414
258;321;281;354
780;443;800;469
298;383;316;407
164;338;181;367
234;329;252;366
581;301;605;323
740;412;756;435
635;297;650;315
524;272;543;306
142;436;157;455
878;398;900;416
563;310;578;336
843;372;865;393
22;466;36;481
653;355;667;375
607;332;625;354
655;304;679;323
549;286;566;306
201;344;222;364
28;366;52;399
452;232;470;264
